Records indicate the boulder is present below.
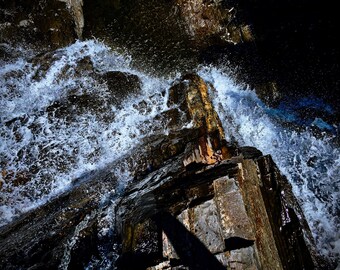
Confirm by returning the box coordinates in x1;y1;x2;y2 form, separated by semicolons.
174;0;254;46
104;71;141;106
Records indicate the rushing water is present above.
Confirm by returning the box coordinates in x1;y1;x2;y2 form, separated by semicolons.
0;40;339;266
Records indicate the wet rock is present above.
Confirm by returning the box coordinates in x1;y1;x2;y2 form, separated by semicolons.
30;51;94;81
178;199;225;254
116;152;323;269
116;150;323;269
103;71;141;106
28;52;141;121
168;74;232;168
1;170;31;188
83;0;252;50
256;155;322;269
81;0;254;74
117;219;162;270
239;146;263;159
213;176;255;242
255;81;282;106
174;0;253;47
114;74;323;269
60;0;84;39
199;1;339;113
0;54;142;198
48;70;142;120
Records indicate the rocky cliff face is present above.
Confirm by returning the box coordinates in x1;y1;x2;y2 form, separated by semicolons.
0;0;337;269
0;73;325;269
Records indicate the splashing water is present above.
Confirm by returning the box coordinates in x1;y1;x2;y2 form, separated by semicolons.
199;66;340;263
0;40;173;226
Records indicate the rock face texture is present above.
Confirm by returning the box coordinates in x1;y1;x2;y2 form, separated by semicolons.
174;0;253;46
0;74;325;269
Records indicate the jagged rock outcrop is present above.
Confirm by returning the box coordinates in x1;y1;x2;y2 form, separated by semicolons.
114;74;323;270
60;0;84;39
174;0;253;46
0;74;325;269
0;0;338;268
82;0;252;48
81;0;256;74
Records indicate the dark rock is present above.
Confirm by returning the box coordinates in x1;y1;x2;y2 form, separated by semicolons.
239;146;263;159
2;0;338;116
26;51;141;121
29;51;94;81
0;0;82;49
114;75;324;269
174;0;253;47
103;71;141;106
200;0;340;113
81;0;253;74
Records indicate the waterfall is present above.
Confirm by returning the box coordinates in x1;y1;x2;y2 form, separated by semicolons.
0;40;339;266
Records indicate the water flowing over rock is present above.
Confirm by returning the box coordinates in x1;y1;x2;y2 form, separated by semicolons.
0;74;327;269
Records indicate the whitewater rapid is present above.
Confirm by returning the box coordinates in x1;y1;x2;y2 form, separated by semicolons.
0;40;339;265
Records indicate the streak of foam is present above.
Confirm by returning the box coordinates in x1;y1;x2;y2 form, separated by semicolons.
199;66;340;265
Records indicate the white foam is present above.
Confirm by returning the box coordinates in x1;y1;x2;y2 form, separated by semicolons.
0;40;173;226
